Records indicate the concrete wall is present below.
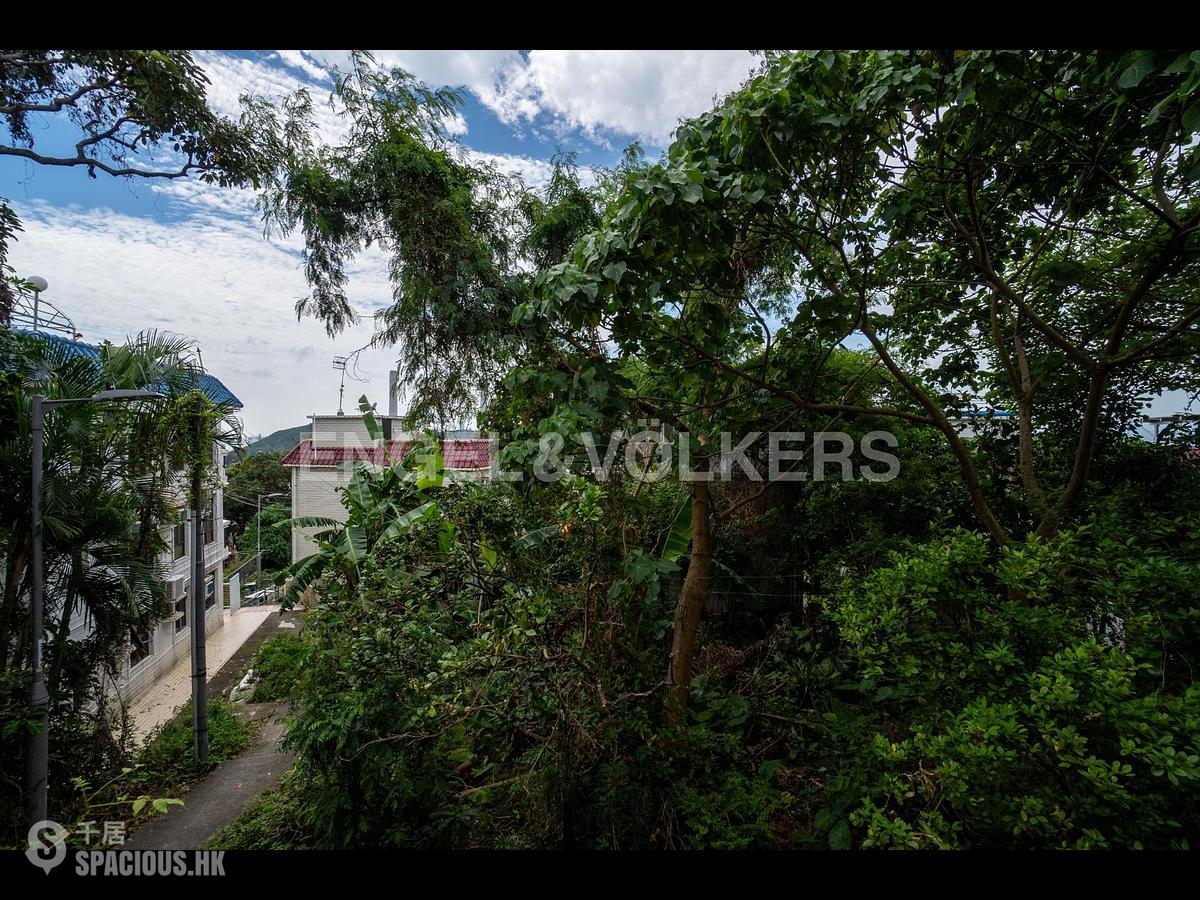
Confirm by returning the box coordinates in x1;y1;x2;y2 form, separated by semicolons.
311;415;410;448
120;565;225;705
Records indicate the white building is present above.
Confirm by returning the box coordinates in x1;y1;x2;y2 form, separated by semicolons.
119;443;233;703
35;333;241;706
281;413;493;563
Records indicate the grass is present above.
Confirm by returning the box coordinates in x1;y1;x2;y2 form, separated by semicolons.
249;632;307;703
138;697;257;784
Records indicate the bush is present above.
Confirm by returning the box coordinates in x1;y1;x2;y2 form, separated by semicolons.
209;451;1200;850
206;767;313;850
818;525;1200;849
137;698;256;788
236;502;292;573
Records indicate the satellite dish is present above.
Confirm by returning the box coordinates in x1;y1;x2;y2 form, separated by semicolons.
26;276;48;292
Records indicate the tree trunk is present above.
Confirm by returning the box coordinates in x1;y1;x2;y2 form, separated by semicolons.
667;479;713;719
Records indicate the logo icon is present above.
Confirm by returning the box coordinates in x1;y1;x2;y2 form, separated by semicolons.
26;819;69;873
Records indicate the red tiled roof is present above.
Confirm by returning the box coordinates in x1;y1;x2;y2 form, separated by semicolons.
281;438;493;470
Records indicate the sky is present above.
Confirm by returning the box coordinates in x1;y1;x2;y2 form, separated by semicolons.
2;49;763;439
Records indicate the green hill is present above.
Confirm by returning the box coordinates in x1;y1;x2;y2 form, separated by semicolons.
226;423;309;466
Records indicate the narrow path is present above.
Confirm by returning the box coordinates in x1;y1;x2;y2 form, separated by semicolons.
125;702;296;850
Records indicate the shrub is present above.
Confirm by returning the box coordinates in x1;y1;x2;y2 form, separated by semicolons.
820;525;1200;849
138;698;256;788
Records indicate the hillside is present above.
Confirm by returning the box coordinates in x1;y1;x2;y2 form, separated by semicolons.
226;423;309;466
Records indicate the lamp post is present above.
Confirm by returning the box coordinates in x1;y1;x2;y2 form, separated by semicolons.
28;388;164;830
256;492;284;594
26;276;48;333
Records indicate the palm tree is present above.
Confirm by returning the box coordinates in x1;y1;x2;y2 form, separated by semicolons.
0;327;240;816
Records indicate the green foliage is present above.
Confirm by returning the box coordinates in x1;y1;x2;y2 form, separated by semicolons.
819;525;1200;849
50;698;256;844
1;50;281;264
225;451;291;535
255;52;523;424
224;469;798;849
223;427;1200;851
249;633;306;703
0;328;243;844
56;49;1200;853
212;49;1200;853
237;502;292;573
536;49;1200;545
205;768;312;850
139;698;254;785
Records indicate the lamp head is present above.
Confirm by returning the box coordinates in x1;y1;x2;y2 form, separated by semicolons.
91;389;167;403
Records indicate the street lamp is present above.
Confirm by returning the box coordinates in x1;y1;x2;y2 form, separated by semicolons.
27;388;165;830
256;492;285;593
25;276;48;333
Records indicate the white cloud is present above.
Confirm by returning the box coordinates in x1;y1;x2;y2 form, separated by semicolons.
3;51;764;439
8;200;401;438
305;49;518;96
443;110;469;138
272;50;330;83
462;149;554;190
198;51;481;147
302;50;759;147
194;50;350;147
476;50;760;147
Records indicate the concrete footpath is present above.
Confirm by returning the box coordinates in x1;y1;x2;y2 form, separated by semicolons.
127;605;279;739
126;702;296;850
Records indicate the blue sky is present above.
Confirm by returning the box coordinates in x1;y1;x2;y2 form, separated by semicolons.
3;50;761;437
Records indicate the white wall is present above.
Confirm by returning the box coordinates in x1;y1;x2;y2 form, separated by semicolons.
291;465;351;563
311;415;410;448
79;437;233;707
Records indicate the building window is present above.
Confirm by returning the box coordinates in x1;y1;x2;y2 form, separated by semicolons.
130;627;151;667
174;593;188;632
205;573;217;610
203;501;216;546
173;520;186;559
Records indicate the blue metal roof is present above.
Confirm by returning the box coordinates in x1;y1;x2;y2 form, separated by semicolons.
20;331;243;409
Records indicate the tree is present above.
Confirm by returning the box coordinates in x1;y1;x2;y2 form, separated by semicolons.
541;50;1200;547
516;49;1200;710
255;51;523;426
203;52;1200;850
0;327;239;841
224;451;290;536
0;49;280;286
253;50;1200;714
236;503;291;573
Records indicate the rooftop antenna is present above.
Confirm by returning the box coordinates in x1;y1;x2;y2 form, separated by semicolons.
332;356;349;416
